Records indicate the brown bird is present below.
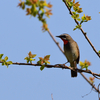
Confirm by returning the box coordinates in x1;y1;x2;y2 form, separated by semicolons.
56;34;80;77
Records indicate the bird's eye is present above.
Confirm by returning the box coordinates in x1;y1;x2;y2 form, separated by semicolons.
61;36;66;40
62;36;66;38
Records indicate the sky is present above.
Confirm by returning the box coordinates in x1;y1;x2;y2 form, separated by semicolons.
0;0;100;100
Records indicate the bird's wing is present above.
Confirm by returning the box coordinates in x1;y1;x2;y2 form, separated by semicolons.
75;41;80;64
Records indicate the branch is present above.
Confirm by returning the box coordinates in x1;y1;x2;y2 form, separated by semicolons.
51;94;54;100
48;29;64;55
63;0;100;58
0;61;100;78
80;73;100;93
98;84;100;99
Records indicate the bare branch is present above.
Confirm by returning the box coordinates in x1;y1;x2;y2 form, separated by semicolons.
89;70;100;79
48;30;64;55
51;93;54;100
98;84;100;99
82;88;93;98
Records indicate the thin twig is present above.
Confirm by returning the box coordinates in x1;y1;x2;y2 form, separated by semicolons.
82;88;93;98
51;93;54;100
48;29;64;55
98;84;100;99
89;70;100;79
80;73;100;93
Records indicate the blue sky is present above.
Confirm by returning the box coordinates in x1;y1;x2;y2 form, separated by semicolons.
0;0;100;100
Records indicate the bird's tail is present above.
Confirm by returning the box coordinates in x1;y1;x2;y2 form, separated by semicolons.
70;61;77;77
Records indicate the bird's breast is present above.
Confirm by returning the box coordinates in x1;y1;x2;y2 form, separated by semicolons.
64;42;78;63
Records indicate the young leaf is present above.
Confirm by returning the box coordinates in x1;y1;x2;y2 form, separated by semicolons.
30;58;35;62
77;8;83;13
4;56;8;61
76;18;81;21
45;61;50;64
86;15;91;21
7;61;12;65
25;51;36;63
0;54;4;60
79;60;91;70
32;54;37;58
2;62;4;66
98;50;100;54
39;57;43;60
73;24;81;30
44;55;50;60
40;65;45;71
89;77;95;84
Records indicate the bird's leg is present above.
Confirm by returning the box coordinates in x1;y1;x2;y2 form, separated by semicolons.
74;61;77;69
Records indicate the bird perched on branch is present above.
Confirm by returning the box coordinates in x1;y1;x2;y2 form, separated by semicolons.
56;33;80;77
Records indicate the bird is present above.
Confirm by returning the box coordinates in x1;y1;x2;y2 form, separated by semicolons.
56;33;80;77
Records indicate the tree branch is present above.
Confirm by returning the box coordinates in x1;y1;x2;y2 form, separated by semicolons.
0;61;99;78
98;84;100;99
48;29;64;55
80;73;100;93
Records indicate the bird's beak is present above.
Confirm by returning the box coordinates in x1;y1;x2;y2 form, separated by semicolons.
56;36;61;38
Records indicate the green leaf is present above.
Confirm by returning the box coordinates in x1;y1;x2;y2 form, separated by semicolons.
4;62;7;66
80;20;83;24
79;60;91;70
81;14;86;21
73;25;81;30
25;0;32;6
73;27;77;31
0;54;4;60
27;59;29;63
45;61;50;64
24;57;29;63
32;59;36;61
7;61;12;65
2;62;4;66
31;5;38;17
76;18;81;21
37;61;41;65
24;57;28;60
1;59;5;62
77;8;83;13
24;52;36;63
40;8;44;13
98;50;100;54
31;54;37;58
30;58;35;62
4;56;8;61
68;2;73;8
40;65;45;71
44;55;50;60
66;0;73;8
73;6;79;12
38;57;43;60
71;12;79;19
40;12;44;18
